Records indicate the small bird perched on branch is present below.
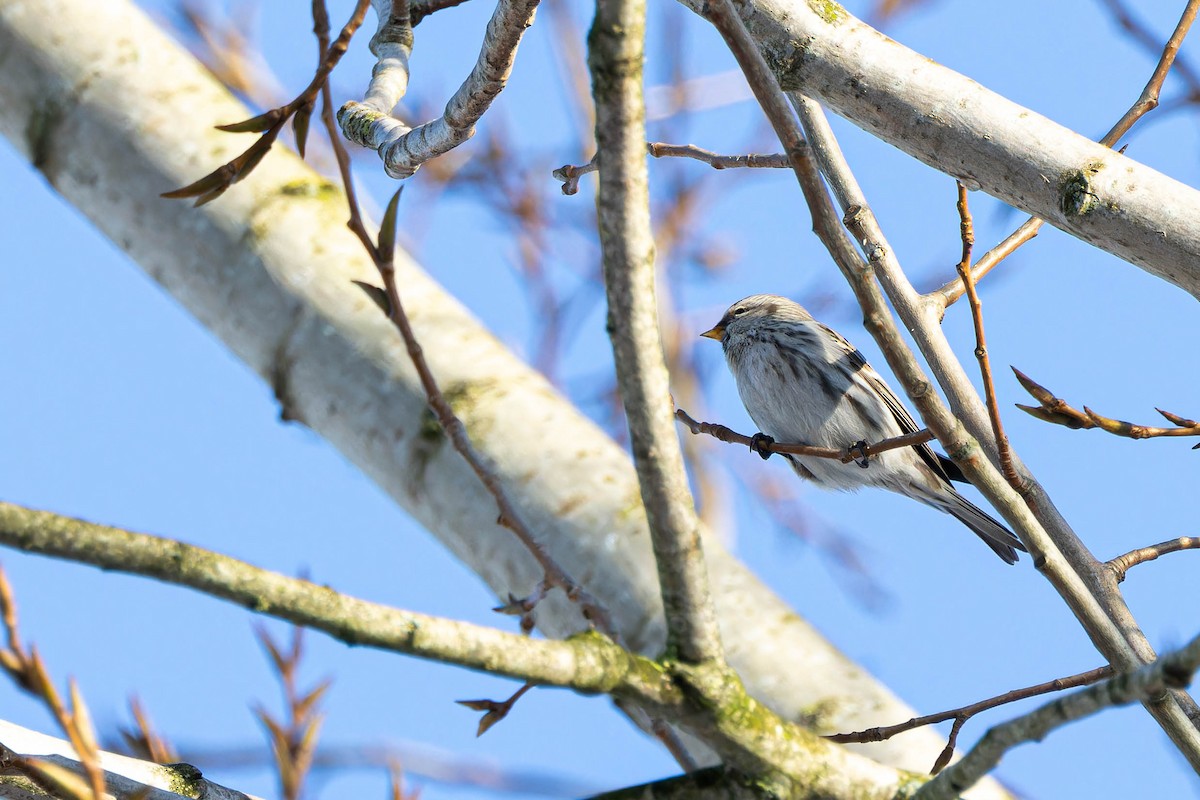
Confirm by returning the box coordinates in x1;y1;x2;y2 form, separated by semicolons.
703;294;1025;564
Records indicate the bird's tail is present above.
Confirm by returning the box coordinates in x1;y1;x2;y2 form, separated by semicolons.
928;489;1026;564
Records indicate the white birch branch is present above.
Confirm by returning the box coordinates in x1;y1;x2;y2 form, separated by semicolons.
670;0;1200;300
0;720;258;800
338;0;540;177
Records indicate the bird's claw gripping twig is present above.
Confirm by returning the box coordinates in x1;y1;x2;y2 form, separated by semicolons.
749;432;775;460
849;440;871;469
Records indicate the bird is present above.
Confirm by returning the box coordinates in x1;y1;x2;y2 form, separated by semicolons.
701;294;1025;564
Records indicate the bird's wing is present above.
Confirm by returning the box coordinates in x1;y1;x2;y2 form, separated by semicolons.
819;323;960;485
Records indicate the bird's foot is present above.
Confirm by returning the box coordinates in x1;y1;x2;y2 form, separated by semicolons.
849;440;871;468
749;432;775;460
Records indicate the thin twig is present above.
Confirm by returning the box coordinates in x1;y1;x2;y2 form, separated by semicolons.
700;0;859;268
0;566;106;800
826;665;1113;774
932;0;1200;306
1013;368;1200;446
675;407;934;463
1107;537;1200;583
255;626;328;800
551;152;599;195
1099;0;1200;100
118;697;178;764
952;182;1019;488
163;0;372;204
646;142;790;169
916;633;1200;799
315;1;614;636
457;681;535;736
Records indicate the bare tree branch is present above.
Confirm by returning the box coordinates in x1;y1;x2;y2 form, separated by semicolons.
675;407;935;464
339;0;541;177
647;142;789;169
931;0;1200;306
828;666;1113;775
673;0;1200;299
1013;368;1200;446
1107;537;1200;583
918;633;1200;799
589;0;721;664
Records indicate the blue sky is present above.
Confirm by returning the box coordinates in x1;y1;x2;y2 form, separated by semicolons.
2;0;1199;798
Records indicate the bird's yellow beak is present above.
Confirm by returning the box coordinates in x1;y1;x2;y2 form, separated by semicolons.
700;325;724;341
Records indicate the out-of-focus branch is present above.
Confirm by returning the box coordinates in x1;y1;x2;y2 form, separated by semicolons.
1;719;258;800
339;0;541;177
0;566;104;800
589;0;721;665
918;633;1200;799
647;142;790;169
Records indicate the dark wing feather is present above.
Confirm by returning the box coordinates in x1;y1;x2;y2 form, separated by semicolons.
818;324;957;485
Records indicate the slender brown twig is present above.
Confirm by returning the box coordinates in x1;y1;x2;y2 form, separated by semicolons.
1107;537;1200;583
647;142;791;169
932;0;1200;306
456;681;535;737
255;625;329;800
826;665;1113;775
675;407;934;464
1099;0;1200;99
163;0;372;205
953;182;1019;488
551;153;599;195
312;2;613;635
1013;368;1200;446
117;697;178;764
0;566;105;800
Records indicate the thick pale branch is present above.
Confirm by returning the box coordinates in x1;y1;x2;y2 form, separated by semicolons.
678;0;1200;299
0;502;650;694
589;0;721;666
0;719;256;800
0;505;933;799
931;0;1200;306
339;0;540;177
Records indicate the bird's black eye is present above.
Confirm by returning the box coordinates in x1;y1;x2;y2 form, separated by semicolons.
732;306;747;316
